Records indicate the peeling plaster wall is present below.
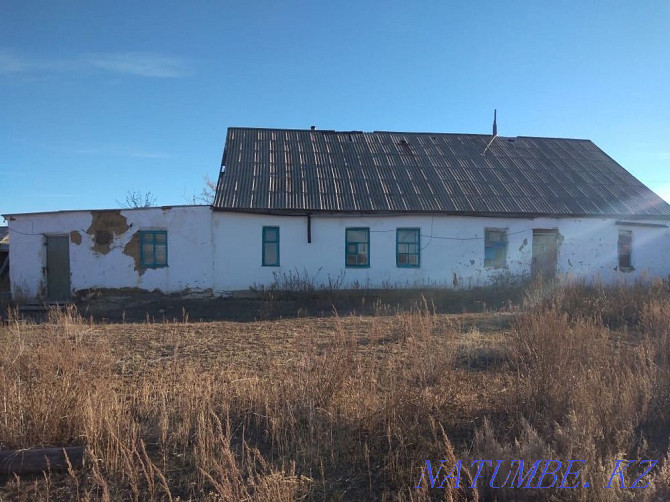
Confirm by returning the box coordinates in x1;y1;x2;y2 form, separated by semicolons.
86;210;129;254
212;213;670;291
7;208;670;300
8;206;213;299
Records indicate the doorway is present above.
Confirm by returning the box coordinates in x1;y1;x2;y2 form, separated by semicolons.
531;229;558;279
46;235;71;300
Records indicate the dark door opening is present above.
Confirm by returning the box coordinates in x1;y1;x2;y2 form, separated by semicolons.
46;235;71;300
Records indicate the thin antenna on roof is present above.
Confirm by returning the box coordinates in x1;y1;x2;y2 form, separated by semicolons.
482;109;498;156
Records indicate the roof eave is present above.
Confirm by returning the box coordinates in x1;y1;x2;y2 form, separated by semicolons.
212;207;670;220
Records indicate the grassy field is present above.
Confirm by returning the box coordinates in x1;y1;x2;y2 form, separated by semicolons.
1;280;669;501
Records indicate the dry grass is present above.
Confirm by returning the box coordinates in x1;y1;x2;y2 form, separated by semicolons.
1;281;669;501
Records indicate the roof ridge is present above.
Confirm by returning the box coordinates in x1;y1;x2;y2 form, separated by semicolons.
226;127;598;142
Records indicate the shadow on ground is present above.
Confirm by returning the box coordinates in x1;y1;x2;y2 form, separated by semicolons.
4;285;526;323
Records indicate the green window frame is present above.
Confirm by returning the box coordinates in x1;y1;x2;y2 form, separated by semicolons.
262;226;280;266
140;230;168;268
484;228;507;268
345;227;370;267
396;228;420;267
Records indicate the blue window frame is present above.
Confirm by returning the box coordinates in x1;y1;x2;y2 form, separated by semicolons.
484;228;507;268
262;226;280;266
345;227;370;267
396;228;420;267
140;230;168;268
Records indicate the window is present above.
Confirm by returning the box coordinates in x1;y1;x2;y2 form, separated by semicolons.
346;228;369;267
262;226;280;266
484;229;507;268
140;230;168;268
618;230;632;270
396;228;420;267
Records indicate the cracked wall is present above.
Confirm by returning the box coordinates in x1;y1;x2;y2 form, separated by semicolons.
86;210;129;254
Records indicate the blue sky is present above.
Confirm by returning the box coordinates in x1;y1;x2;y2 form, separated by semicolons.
2;1;669;218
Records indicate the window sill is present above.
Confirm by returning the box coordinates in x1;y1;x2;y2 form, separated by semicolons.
141;264;168;269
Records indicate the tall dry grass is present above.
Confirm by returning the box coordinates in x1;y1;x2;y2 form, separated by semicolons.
0;281;669;501
470;278;670;501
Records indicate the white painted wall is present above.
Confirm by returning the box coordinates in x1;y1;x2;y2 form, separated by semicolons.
7;206;213;299
7;207;670;300
212;212;670;291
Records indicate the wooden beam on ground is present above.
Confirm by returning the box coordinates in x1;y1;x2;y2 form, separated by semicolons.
0;446;85;475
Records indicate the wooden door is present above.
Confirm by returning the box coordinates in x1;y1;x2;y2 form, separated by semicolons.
532;230;557;279
46;235;71;300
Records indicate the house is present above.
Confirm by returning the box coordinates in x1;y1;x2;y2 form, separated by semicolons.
3;206;214;301
4;127;670;301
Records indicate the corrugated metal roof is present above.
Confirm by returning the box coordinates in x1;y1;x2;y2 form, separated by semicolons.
213;128;670;218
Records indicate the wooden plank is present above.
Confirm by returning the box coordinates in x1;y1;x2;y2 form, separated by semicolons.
0;446;85;475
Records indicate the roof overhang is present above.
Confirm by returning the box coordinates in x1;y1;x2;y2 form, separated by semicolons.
2;204;211;220
212;207;670;220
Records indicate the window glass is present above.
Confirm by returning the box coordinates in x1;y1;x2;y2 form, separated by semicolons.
348;229;367;242
262;226;280;266
346;228;370;267
484;229;507;268
396;228;420;267
140;230;168;268
155;246;167;264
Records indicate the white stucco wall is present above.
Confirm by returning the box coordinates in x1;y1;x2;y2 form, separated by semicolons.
212;212;670;291
7;206;213;299
6;207;670;300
